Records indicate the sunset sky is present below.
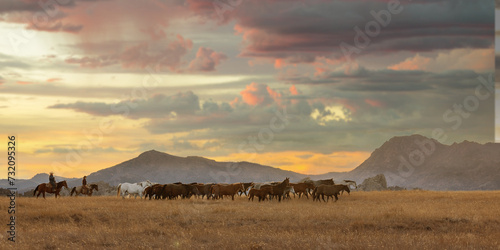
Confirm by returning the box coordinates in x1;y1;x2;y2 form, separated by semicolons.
0;0;496;179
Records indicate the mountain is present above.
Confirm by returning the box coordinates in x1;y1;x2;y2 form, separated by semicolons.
85;150;306;186
3;135;499;191
318;134;500;190
0;173;79;193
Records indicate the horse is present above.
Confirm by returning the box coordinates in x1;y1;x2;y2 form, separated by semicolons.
267;177;290;202
143;184;164;200
299;178;334;195
161;184;200;199
283;186;295;200
248;186;273;202
252;182;274;190
313;184;350;202
336;180;357;194
209;183;245;200
70;184;99;197
290;182;315;199
137;180;154;188
117;182;147;199
195;183;215;199
238;182;254;196
33;180;69;199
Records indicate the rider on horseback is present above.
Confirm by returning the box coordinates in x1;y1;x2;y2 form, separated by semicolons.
82;176;89;194
49;172;56;192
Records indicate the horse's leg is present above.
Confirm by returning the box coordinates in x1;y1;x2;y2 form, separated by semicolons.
334;194;338;202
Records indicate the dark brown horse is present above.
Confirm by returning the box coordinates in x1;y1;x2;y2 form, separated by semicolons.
70;184;99;197
143;184;164;200
33;180;69;199
268;177;290;202
313;184;350;202
161;184;200;199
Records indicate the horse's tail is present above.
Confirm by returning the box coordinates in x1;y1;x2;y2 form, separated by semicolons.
117;184;121;197
70;187;76;196
33;185;39;196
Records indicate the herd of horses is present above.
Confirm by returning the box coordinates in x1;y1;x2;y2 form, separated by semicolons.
118;178;357;203
32;178;356;203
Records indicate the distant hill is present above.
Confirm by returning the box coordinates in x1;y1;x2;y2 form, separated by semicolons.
3;134;499;192
0;173;79;193
317;135;500;190
85;150;306;185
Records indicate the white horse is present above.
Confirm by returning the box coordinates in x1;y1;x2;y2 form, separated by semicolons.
136;180;154;188
337;180;357;190
283;186;295;200
117;182;148;199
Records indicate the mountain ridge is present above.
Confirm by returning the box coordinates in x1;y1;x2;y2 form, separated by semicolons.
2;134;499;191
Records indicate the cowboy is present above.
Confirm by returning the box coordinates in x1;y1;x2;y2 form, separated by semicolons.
49;172;56;192
82;176;89;195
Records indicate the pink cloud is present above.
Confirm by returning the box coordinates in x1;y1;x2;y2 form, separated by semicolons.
365;99;384;107
17;81;34;85
188;47;227;72
240;82;282;106
65;34;194;72
388;49;494;72
289;85;300;95
46;78;62;83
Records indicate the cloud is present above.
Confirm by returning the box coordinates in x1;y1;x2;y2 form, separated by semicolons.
388;48;494;72
229;0;493;65
49;91;200;118
46;78;62;83
65;34;193;71
188;47;227;72
239;82;281;106
17;80;35;85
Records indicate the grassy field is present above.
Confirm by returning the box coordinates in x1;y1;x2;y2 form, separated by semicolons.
1;190;500;249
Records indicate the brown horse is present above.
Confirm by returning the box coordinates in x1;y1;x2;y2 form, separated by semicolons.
268;177;290;202
195;183;215;199
248;186;273;202
161;184;200;200
313;184;350;202
70;184;99;197
33;180;69;199
210;183;245;200
238;182;254;196
290;182;315;199
143;184;164;200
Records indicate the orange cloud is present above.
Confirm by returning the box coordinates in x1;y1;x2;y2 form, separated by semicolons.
240;82;282;106
289;85;300;95
388;49;494;72
47;78;62;83
388;54;431;71
365;99;383;107
274;58;285;69
17;81;34;85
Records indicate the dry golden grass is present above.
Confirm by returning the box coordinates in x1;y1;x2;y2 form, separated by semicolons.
1;190;500;249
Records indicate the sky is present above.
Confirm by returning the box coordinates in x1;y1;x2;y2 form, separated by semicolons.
0;0;496;179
